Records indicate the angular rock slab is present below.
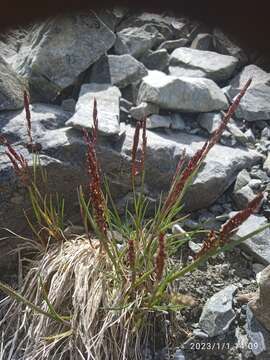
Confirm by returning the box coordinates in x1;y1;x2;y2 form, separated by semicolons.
233;215;270;265
0;56;25;110
140;49;169;72
12;13;116;102
198;285;237;337
245;305;270;359
169;47;238;82
116;12;189;39
229;64;270;89
0;103;71;143
121;125;261;210
198;112;223;133
213;28;248;65
66;84;121;136
146;114;185;130
168;66;207;79
89;54;147;88
225;84;270;121
114;26;164;59
137;71;228;112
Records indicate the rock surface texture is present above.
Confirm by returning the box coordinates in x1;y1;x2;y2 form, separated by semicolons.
198;285;237;337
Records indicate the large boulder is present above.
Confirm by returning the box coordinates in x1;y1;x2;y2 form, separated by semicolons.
224;64;270;121
225;84;270;121
114;25;164;58
0;56;25;110
212;28;248;65
229;64;270;89
66;84;121;136
88;54;147;88
0;27;30;64
137;71;228;112
169;47;238;82
116;12;189;40
11;12;116;102
0;103;71;141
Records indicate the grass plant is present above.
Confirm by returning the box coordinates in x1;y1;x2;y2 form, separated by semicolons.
0;79;268;359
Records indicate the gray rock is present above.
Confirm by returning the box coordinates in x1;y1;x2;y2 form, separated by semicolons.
114;25;164;58
120;98;133;111
121;82;141;104
263;152;270;175
261;126;270;140
191;33;213;51
188;240;202;253
232;184;257;209
248;179;262;190
226;120;249;145
253;263;265;275
116;12;189;40
140;49;169;71
233;215;270;265
245;305;270;359
89;54;147;88
66;84;121;136
229;64;270;90
172;224;187;235
250;168;269;182
198;285;237;337
0;26;30;64
249;265;270;332
245;128;256;143
226;83;270;121
130;102;159;120
225;84;270;121
96;7;128;31
168;66;207;79
169;48;238;82
121;126;261;211
61;98;76;113
158;38;189;52
0;56;25;110
146;114;185;130
12;12;116;102
198;112;223;133
174;349;186;360
213;28;248;65
137;71;228;112
0;103;71;142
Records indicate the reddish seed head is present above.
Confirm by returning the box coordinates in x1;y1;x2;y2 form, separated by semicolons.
2;136;30;187
83;102;108;238
195;192;264;260
162;78;252;216
155;233;166;282
92;97;98;144
219;192;264;244
23;90;33;146
194;230;218;259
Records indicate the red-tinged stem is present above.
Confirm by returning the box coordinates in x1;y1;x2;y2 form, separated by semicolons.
24;90;33;146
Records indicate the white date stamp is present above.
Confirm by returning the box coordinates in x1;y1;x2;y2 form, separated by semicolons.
188;341;259;351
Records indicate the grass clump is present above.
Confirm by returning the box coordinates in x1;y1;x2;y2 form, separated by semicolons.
0;80;268;359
